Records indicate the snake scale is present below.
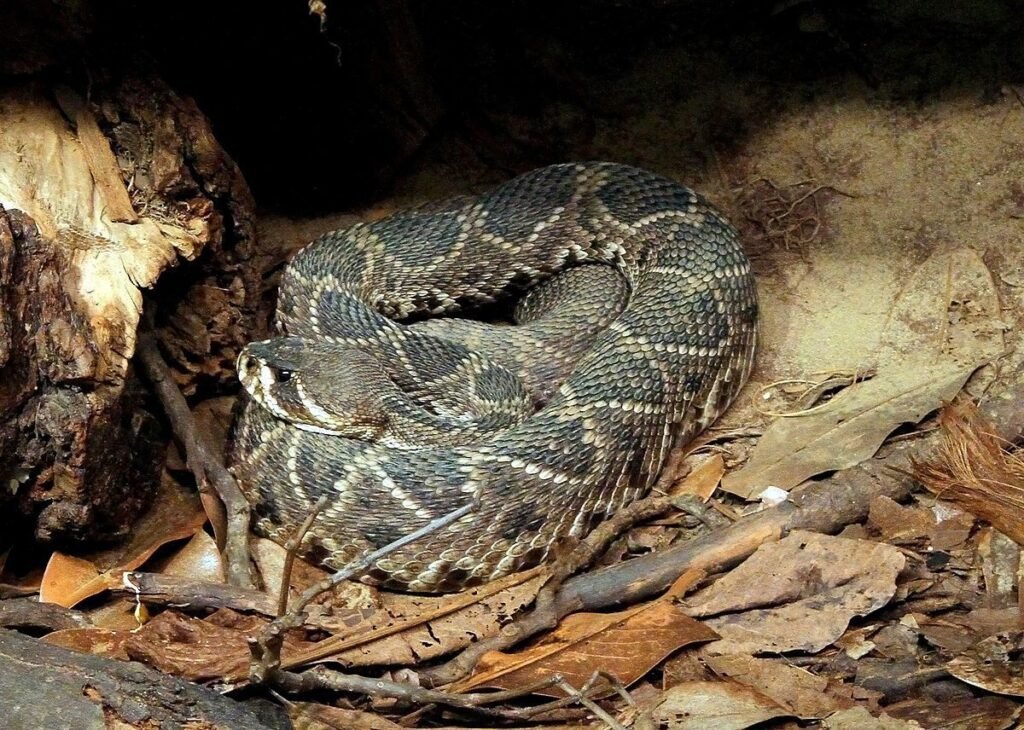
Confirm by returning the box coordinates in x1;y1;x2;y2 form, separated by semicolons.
229;162;757;592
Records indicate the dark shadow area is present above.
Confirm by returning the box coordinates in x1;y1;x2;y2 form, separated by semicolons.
79;0;1023;213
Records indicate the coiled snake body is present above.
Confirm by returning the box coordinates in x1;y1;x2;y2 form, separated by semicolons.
229;162;757;592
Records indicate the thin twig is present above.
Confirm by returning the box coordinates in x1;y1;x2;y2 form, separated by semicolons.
113;572;277;614
554;676;626;730
282;565;545;669
271;666;561;720
273;665;620;723
250;501;476;682
135;332;253;588
289;501;475;619
277;495;329;616
422;493;675;686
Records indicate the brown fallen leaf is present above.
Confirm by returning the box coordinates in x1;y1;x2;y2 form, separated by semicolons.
687;531;905;655
155;530;225;583
669;453;725;501
453;570;715;697
638;680;791;730
289;702;403;730
884;694;1023;730
721;360;980;497
87;598;144;631
878;247;1004;367
977;528;1020;608
44;626;132;660
947;632;1024;698
39;474;207;608
39;553;121;609
912;613;978;653
123;608;316;682
704;654;856;719
191;396;238;548
288;568;546;669
823;706;922;729
928;505;974;551
867;495;936;543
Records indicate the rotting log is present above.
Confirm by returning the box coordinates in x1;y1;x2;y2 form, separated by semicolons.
0;79;258;548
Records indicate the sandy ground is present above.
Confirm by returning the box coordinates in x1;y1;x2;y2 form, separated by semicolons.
258;79;1024;444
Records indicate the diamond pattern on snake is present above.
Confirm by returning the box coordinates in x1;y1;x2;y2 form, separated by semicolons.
229;161;758;592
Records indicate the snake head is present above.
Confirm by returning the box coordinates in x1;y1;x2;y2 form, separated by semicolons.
236;336;392;441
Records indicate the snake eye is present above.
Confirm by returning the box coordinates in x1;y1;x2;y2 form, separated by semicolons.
274;368;293;383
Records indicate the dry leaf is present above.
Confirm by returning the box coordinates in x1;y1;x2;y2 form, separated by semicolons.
155;530;225;583
877;247;1004;366
928;506;974;551
454;571;715;697
883;694;1023;730
39;553;118;609
669;453;725;501
191;397;237;548
44;626;132;660
124;608;316;681
823;706;923;729
39;475;207;608
704;654;856;719
978;528;1020;608
687;532;905;655
87;598;145;631
867;495;936;543
722;361;979;497
834;626;879;659
638;681;791;730
947;632;1024;697
290;702;403;730
288;569;546;669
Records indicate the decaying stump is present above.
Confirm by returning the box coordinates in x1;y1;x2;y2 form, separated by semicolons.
0;79;258;548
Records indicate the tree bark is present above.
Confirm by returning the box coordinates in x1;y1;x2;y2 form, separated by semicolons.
0;78;257;547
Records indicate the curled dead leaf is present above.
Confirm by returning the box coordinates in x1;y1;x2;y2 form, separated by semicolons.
638;680;791;730
454;570;714;697
687;531;905;655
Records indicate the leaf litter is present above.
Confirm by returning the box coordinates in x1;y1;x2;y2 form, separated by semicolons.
6;106;1024;730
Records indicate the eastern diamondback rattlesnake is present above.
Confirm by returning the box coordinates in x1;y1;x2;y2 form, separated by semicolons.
229;162;757;592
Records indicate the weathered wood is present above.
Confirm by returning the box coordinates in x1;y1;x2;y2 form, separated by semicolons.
0;207;164;544
0;597;90;633
0;80;257;548
0;628;282;729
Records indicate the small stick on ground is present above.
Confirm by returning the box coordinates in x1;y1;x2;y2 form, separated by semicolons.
135;332;253;589
271;666;583;721
250;501;476;683
553;675;626;730
112;572;277;615
276;495;329;616
422;494;675;687
274;666;626;724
